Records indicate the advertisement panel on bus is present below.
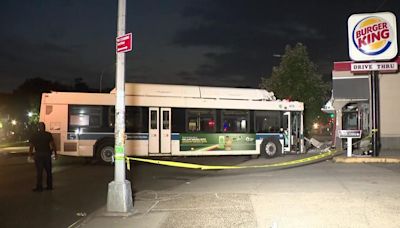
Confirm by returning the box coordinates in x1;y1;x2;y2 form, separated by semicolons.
180;133;256;151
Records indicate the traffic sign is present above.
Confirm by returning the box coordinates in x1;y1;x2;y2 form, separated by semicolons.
116;33;132;53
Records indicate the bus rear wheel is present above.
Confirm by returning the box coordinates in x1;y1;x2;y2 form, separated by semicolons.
96;143;114;164
260;138;281;158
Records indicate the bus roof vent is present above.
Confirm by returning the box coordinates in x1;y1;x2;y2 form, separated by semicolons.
111;83;276;101
199;86;275;101
112;83;201;98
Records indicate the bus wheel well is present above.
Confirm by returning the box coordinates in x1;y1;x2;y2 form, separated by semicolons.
94;137;115;163
260;137;282;158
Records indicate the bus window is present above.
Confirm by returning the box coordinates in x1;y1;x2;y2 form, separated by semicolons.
69;105;103;132
172;108;186;132
163;110;169;130
186;109;216;133
255;111;281;133
221;110;249;133
108;106;149;133
150;110;157;129
282;113;288;130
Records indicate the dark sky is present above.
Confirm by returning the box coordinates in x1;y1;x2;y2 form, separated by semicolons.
0;0;399;93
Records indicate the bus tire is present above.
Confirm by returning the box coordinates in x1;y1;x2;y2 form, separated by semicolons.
260;138;281;158
96;142;114;164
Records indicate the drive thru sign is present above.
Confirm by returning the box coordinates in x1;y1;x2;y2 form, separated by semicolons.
116;33;132;53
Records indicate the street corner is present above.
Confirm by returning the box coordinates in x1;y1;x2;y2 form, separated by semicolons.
71;206;168;228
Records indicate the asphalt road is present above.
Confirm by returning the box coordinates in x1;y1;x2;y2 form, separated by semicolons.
0;152;113;228
0;149;248;228
1;148;400;228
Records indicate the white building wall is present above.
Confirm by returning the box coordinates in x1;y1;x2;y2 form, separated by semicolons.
379;73;400;149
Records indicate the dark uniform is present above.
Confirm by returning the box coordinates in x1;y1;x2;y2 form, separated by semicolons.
29;122;56;192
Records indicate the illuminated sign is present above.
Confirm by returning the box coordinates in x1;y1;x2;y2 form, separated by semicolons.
348;12;397;61
350;62;398;72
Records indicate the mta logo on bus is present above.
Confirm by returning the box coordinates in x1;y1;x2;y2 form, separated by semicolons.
348;12;397;61
352;16;393;55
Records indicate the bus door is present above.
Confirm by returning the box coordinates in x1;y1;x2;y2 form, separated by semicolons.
290;112;303;153
283;112;291;152
148;107;171;154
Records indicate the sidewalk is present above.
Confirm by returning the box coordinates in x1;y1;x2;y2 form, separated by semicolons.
72;149;400;228
333;155;400;163
74;192;264;228
333;150;400;163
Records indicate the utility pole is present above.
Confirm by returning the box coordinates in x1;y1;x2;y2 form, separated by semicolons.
107;0;133;213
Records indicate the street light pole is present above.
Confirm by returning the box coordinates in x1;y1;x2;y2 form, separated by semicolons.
106;0;133;213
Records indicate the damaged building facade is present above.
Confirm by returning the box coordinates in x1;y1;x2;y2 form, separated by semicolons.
326;57;400;152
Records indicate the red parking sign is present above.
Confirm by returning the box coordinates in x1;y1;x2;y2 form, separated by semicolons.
116;33;132;53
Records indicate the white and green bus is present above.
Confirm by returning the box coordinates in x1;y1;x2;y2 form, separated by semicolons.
39;83;304;163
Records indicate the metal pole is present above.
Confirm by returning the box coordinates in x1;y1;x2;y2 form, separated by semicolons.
107;0;133;213
114;0;126;182
99;72;103;93
370;70;380;157
375;71;380;156
347;138;352;157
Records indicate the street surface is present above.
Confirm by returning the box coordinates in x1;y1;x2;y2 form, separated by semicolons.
1;148;400;228
0;150;113;228
0;148;245;228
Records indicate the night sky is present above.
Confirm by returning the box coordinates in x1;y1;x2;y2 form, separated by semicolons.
0;0;399;93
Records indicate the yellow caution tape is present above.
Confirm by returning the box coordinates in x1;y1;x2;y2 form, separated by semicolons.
125;149;337;170
114;154;125;161
123;129;377;171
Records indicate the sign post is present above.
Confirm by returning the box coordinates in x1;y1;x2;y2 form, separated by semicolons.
338;130;362;157
107;0;133;213
348;12;398;157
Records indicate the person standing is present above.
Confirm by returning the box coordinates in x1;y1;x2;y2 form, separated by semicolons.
29;122;57;192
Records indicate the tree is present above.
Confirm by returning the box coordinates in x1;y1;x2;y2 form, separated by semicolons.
260;43;329;134
73;77;91;92
11;77;69;117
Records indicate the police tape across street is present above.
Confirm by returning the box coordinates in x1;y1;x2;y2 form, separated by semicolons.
123;130;378;171
124;149;338;171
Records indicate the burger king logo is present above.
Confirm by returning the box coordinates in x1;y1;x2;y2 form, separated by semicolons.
352;16;393;55
348;12;397;61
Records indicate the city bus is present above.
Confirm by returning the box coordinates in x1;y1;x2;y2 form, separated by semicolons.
39;83;304;163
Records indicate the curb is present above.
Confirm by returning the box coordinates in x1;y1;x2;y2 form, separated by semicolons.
333;156;400;163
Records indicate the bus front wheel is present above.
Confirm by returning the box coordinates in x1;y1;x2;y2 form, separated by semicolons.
260;138;281;158
96;143;114;163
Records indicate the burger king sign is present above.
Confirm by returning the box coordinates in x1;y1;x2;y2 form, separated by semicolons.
348;12;397;61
